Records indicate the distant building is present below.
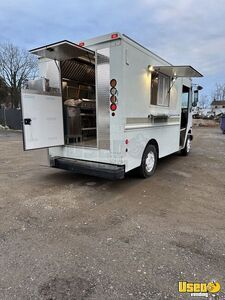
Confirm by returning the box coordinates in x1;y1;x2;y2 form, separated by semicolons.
211;100;225;115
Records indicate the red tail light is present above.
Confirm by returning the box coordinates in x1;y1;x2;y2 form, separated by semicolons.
110;103;117;111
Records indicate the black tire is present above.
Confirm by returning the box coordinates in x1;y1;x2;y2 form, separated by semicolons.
138;144;158;178
181;136;191;156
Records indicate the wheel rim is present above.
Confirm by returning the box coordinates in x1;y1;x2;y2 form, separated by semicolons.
145;151;155;172
186;138;191;153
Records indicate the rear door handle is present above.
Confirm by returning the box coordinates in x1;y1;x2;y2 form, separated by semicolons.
24;118;32;125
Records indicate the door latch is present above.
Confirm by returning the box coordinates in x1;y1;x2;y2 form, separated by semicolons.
24;118;32;125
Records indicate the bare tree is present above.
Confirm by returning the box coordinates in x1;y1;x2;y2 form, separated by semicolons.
198;94;209;109
0;77;8;105
0;42;38;108
212;83;225;101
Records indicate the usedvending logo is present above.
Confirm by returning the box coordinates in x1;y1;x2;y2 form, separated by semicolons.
178;280;221;297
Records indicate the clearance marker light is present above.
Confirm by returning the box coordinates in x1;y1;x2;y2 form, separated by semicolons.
111;33;119;39
79;42;85;47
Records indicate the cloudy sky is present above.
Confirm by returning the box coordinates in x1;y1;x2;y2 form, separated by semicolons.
0;0;225;99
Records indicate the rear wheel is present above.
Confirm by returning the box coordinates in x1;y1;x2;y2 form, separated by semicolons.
138;144;158;178
181;136;191;156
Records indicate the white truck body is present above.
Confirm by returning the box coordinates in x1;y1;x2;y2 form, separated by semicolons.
21;33;202;179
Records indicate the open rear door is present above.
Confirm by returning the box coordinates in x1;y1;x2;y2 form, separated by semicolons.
21;90;64;150
30;40;95;62
22;40;95;150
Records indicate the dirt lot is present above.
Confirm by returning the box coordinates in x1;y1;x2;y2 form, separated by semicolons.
0;127;225;300
192;118;220;127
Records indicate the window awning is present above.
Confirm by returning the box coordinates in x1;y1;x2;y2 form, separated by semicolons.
30;40;95;63
153;65;203;78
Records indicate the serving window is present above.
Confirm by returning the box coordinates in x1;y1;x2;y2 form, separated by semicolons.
150;71;170;107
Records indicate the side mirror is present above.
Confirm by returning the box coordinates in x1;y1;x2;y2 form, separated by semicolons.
192;90;198;107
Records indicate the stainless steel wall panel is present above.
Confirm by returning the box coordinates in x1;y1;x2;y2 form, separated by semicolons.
96;48;110;150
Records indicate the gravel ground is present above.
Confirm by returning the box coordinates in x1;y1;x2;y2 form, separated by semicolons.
0;127;225;300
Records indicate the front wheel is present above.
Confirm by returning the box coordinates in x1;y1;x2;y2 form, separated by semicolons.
181;136;191;156
138;144;158;178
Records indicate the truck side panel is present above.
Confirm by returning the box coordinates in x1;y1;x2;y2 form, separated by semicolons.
124;125;180;172
121;39;182;171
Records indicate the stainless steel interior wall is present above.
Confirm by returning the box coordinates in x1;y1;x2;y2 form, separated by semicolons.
96;48;110;150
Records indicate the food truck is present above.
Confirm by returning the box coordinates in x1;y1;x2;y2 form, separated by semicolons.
21;32;203;179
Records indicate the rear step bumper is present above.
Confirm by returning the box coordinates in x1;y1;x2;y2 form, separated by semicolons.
50;157;125;180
